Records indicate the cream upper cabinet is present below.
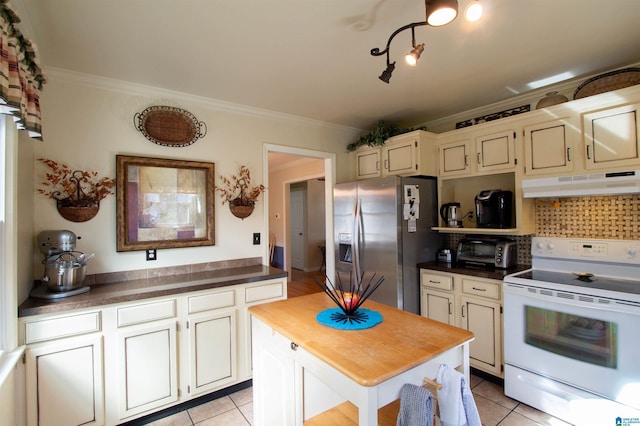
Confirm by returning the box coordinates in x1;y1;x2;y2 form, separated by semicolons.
523;117;577;176
354;147;381;179
438;138;473;178
475;130;517;173
355;130;437;179
583;103;640;170
438;128;516;178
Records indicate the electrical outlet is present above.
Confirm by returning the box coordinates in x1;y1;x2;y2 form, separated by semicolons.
146;249;157;261
253;233;260;245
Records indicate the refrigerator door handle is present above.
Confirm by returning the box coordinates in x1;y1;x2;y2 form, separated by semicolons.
353;198;362;283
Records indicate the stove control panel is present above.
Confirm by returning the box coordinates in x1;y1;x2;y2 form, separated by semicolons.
532;237;640;264
569;241;608;257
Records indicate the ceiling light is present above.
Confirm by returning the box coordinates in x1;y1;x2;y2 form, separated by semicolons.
405;43;425;66
464;1;483;22
426;0;458;26
379;62;396;83
370;0;481;83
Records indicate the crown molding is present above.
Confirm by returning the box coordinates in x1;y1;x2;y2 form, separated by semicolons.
421;61;640;134
44;67;363;134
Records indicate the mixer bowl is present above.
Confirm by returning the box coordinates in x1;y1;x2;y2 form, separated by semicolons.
43;263;87;292
42;252;88;292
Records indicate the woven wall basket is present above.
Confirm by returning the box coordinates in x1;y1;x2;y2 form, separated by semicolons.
57;203;100;222
574;68;640;100
229;199;255;219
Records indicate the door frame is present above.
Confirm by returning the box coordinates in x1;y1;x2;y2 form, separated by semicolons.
263;143;335;278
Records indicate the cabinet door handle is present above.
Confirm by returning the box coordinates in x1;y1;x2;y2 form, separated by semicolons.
461;304;466;318
448;302;452;315
290;342;298;351
586;145;591;160
376;160;379;171
384;159;388;170
472;287;486;292
567;147;571;162
477;152;481;165
464;155;468;167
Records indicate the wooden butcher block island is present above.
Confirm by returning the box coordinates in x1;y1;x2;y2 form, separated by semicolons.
249;292;474;426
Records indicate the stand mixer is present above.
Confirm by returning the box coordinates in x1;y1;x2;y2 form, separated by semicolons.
30;230;94;300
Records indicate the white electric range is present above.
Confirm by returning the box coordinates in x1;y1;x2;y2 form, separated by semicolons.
503;237;640;426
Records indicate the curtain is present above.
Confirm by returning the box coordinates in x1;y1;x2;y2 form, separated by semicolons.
0;0;45;140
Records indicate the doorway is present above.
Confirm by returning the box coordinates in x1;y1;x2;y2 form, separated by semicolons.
264;144;335;278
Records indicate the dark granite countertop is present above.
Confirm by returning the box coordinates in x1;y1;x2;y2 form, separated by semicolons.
417;261;531;281
18;265;288;318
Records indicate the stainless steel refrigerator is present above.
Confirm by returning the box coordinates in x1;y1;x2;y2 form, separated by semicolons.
334;175;443;314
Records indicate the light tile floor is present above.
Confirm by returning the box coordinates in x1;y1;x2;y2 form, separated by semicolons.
144;373;573;425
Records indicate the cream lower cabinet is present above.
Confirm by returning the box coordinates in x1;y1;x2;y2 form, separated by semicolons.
25;334;104;426
22;311;104;426
186;289;237;396
20;276;287;426
420;270;503;377
114;298;179;420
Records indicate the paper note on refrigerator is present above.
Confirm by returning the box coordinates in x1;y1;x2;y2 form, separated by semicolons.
403;202;420;221
404;185;420;204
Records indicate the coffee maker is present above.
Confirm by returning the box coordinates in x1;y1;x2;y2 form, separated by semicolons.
475;190;513;228
30;230;94;299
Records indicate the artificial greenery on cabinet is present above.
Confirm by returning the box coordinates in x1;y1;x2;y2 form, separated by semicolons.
346;120;426;152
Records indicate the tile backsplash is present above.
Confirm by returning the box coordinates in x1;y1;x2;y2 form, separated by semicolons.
535;195;640;240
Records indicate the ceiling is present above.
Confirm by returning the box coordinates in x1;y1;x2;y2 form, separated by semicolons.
14;0;640;132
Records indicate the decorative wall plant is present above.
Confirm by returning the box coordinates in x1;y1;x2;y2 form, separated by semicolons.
215;165;265;219
36;158;116;222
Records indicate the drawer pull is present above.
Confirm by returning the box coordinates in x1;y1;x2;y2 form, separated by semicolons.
472;287;487;292
290;342;298;351
429;280;441;284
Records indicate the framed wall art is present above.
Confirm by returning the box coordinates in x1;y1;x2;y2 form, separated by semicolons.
116;155;215;251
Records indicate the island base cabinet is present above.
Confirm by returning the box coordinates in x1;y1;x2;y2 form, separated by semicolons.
251;317;297;425
117;320;178;419
25;335;104;426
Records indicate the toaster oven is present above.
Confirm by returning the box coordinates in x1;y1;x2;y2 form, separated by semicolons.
456;237;517;269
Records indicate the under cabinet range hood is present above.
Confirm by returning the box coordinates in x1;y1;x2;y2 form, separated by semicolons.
522;170;640;198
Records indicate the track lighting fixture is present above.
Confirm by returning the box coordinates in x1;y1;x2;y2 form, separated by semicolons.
405;43;425;66
371;0;482;82
379;61;396;83
426;0;458;26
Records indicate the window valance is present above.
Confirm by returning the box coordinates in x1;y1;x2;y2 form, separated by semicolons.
0;0;45;140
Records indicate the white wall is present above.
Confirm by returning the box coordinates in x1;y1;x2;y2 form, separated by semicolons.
21;69;359;303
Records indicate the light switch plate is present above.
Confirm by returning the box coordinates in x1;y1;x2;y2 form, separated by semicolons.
253;233;260;245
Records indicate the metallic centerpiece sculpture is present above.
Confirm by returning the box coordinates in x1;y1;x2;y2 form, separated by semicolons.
315;271;384;329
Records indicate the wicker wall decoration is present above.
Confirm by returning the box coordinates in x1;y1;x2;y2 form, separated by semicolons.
134;105;207;147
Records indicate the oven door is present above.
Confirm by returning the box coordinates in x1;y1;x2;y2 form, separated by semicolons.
504;282;640;410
